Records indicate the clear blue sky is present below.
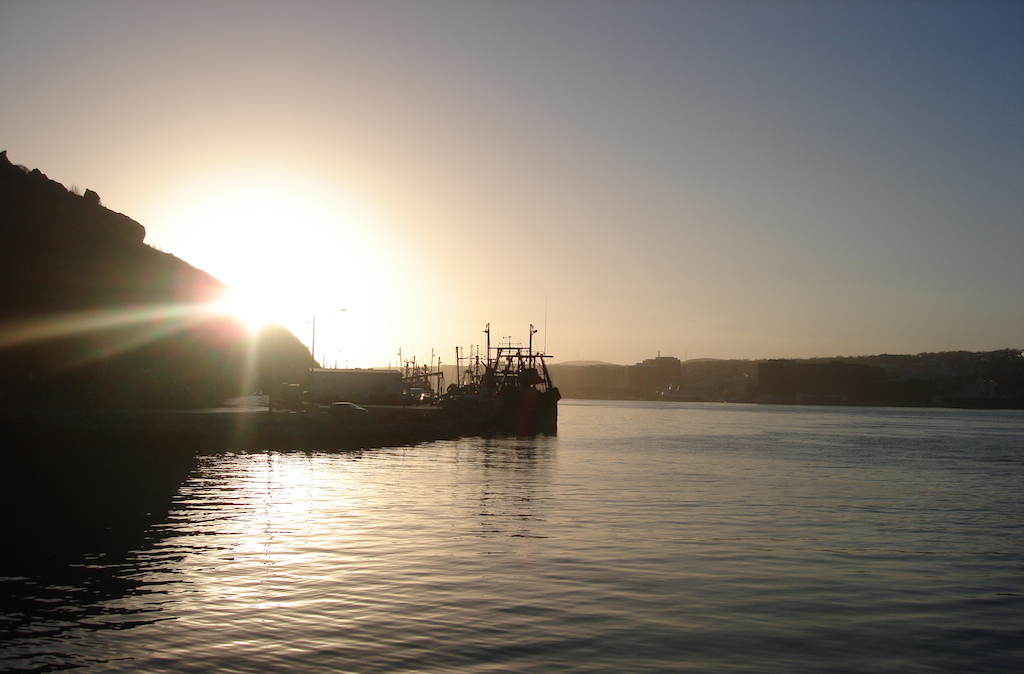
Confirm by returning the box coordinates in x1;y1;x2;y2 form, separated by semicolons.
2;0;1021;366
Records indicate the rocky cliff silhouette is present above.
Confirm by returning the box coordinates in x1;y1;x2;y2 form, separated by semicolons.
0;151;310;408
0;151;221;313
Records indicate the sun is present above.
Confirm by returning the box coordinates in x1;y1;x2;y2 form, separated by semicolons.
147;166;414;365
214;285;277;334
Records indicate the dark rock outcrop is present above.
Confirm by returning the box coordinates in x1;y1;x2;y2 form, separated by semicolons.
0;151;312;407
82;187;101;206
0;150;210;317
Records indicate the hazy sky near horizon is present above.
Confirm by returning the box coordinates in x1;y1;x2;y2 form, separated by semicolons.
2;0;1022;367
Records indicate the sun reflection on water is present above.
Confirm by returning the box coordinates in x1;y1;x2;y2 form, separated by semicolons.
4;405;1023;673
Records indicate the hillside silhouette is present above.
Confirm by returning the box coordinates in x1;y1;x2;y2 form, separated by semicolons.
0;151;310;408
549;350;1023;407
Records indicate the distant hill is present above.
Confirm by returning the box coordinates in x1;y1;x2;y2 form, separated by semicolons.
0;151;310;408
547;351;1022;407
553;357;725;367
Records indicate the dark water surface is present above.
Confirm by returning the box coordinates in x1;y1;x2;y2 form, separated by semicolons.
2;402;1022;672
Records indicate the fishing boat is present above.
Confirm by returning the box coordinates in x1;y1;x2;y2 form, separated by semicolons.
443;324;560;435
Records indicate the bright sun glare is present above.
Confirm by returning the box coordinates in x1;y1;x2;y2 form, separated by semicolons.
151;169;409;365
215;285;276;334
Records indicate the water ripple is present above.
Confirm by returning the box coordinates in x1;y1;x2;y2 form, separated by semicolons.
2;403;1021;672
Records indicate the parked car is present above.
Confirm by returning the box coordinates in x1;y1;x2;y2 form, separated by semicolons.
331;401;369;419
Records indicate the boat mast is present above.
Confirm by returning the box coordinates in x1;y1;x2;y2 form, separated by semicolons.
529;324;537;368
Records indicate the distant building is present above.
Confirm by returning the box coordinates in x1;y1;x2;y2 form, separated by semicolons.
309;368;405;404
627;356;682;390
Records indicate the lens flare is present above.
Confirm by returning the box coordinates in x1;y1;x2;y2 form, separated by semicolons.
213;286;277;335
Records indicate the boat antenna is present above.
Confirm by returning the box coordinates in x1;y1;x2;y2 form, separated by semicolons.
544;294;548;354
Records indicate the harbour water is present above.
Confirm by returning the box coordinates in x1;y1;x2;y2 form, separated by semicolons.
2;401;1022;672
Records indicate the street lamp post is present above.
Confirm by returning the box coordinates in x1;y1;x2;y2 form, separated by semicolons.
310;308;345;383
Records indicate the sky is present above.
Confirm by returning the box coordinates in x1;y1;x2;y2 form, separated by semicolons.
2;0;1022;367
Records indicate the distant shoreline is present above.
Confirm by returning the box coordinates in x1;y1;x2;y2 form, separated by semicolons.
560;395;1024;411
